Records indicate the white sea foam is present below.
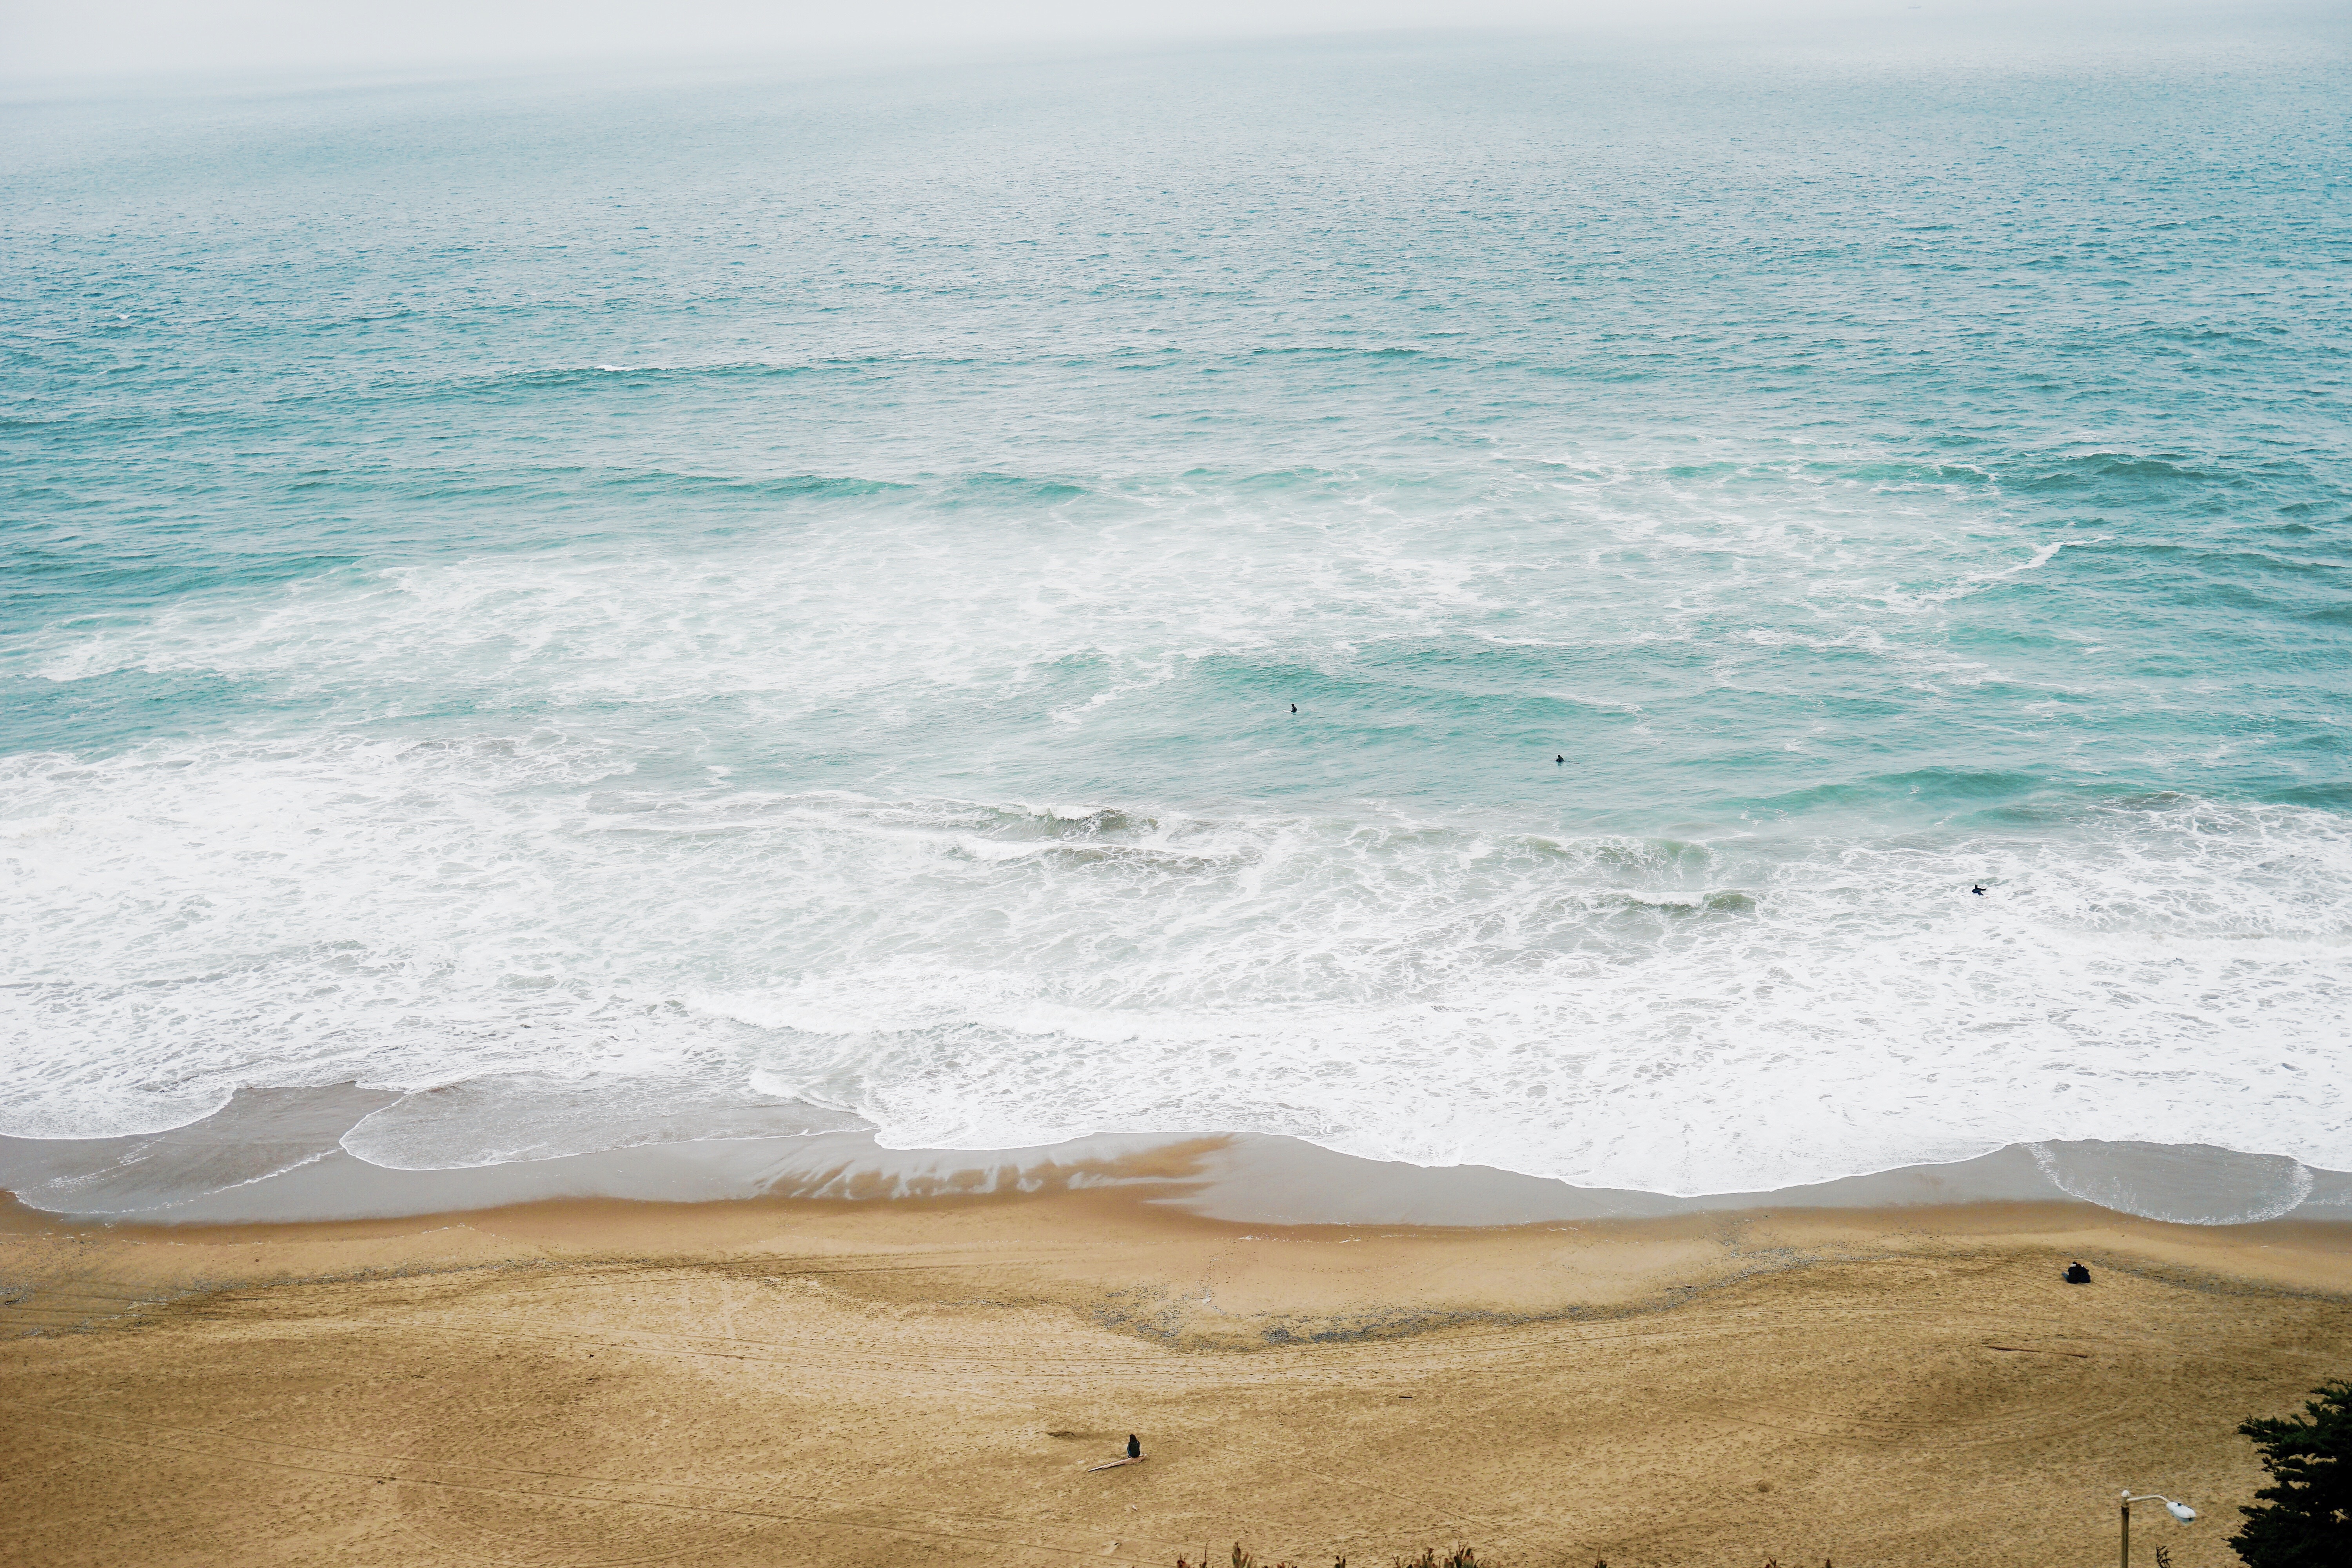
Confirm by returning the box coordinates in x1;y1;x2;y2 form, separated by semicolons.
2;724;2345;1193
17;450;2060;723
5;457;2346;1194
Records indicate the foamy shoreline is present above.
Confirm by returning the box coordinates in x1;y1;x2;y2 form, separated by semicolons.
5;1082;2346;1229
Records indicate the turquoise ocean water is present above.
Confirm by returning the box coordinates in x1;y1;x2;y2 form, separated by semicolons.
4;33;2348;1199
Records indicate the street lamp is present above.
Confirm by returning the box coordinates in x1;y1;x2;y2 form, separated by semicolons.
2120;1491;2196;1568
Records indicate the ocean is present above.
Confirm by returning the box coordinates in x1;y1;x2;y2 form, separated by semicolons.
4;31;2348;1207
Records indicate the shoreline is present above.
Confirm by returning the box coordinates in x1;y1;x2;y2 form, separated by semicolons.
6;1083;2348;1230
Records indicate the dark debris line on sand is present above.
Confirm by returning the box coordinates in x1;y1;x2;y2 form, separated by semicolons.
1183;1551;1843;1568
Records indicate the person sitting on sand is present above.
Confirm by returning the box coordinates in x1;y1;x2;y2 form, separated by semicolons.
1127;1434;1141;1459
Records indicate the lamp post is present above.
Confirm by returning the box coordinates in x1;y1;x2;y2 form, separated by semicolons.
2120;1491;2196;1568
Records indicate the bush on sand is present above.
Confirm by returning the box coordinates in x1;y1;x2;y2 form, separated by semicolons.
2232;1379;2352;1568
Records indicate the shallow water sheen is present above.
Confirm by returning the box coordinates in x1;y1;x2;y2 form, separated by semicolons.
3;36;2348;1194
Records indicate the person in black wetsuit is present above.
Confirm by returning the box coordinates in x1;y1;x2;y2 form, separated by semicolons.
2065;1261;2091;1284
1127;1434;1141;1459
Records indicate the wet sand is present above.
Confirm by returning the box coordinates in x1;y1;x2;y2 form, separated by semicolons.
8;1085;2348;1229
4;1179;2347;1568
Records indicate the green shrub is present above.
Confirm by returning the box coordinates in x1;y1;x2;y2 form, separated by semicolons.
2231;1379;2352;1568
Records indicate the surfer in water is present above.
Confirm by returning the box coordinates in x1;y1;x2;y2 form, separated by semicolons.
1971;884;1987;896
1290;704;1297;713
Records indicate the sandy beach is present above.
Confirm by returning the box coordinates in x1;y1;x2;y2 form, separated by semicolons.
5;1170;2347;1568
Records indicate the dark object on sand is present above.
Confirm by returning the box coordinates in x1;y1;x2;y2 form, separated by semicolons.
1127;1433;1140;1459
2231;1378;2352;1567
2065;1262;2092;1284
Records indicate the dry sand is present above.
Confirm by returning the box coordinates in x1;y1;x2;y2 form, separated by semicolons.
3;1181;2347;1568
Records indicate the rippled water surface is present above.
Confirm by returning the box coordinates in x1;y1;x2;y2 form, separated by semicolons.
4;34;2348;1193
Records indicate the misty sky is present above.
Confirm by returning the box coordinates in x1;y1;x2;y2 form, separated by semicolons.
4;1;2335;87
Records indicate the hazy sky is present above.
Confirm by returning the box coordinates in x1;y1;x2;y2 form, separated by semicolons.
4;1;2330;87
